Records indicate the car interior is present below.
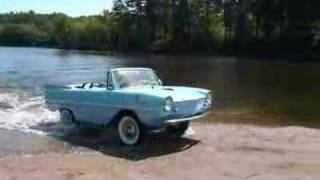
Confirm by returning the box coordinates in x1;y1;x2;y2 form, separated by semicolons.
74;82;106;89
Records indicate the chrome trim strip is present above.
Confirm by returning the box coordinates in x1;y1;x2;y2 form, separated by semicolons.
165;111;211;124
46;100;159;111
175;98;206;105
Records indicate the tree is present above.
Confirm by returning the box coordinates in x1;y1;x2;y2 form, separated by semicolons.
53;15;71;48
172;0;190;49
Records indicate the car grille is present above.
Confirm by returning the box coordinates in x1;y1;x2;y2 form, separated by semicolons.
175;98;207;116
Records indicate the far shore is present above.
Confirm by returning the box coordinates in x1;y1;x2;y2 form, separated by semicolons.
0;45;318;62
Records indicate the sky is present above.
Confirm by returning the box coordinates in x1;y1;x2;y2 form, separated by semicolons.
0;0;114;17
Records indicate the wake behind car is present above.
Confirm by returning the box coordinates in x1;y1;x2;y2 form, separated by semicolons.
44;68;212;146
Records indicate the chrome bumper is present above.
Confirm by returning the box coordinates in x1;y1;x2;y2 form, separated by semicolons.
164;111;211;124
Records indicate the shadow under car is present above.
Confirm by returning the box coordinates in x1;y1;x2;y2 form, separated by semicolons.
31;122;200;161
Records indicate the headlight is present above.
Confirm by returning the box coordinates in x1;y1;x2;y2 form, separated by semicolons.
163;97;174;112
206;93;212;105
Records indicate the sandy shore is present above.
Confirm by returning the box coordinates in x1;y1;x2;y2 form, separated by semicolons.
0;123;320;180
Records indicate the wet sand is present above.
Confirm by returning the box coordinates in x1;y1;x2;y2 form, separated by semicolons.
1;123;320;180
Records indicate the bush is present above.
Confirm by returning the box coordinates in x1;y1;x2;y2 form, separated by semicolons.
0;23;50;46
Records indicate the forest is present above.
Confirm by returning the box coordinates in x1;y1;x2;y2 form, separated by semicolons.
0;0;318;57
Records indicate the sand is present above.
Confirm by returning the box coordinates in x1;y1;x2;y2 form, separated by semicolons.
0;123;320;180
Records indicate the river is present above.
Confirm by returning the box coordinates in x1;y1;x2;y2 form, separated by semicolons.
0;46;319;135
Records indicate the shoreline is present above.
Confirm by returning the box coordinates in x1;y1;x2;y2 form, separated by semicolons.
0;45;318;62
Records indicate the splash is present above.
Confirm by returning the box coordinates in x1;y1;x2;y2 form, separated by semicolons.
0;91;67;136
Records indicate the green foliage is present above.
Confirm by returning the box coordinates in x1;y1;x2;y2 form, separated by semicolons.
0;0;318;56
0;23;50;46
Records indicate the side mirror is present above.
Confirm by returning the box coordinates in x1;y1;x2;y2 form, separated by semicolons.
158;79;163;86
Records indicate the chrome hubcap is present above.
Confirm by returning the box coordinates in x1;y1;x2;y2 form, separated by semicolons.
118;116;140;145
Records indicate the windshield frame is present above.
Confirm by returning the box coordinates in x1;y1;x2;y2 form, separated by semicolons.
111;68;161;89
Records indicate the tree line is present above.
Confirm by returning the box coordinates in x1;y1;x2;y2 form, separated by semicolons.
0;0;319;56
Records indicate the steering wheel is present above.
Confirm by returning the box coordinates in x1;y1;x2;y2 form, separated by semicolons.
94;83;105;88
81;82;93;89
139;80;157;86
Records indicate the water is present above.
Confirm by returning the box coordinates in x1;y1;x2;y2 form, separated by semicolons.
0;46;319;135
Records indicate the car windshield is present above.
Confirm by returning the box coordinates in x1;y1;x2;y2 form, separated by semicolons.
113;69;160;88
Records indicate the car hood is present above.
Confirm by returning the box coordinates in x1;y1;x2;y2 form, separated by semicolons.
120;86;210;102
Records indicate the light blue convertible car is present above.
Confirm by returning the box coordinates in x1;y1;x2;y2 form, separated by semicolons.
45;68;212;145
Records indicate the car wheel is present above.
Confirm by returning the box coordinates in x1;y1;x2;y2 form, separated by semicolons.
167;121;190;136
117;116;144;146
59;109;74;125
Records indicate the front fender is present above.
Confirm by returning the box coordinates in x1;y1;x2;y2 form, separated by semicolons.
125;94;164;128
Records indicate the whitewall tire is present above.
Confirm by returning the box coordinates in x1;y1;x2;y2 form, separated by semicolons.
117;116;144;146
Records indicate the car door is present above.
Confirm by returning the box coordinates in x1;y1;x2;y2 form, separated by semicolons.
74;72;123;125
99;71;124;124
71;87;105;124
78;89;122;125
